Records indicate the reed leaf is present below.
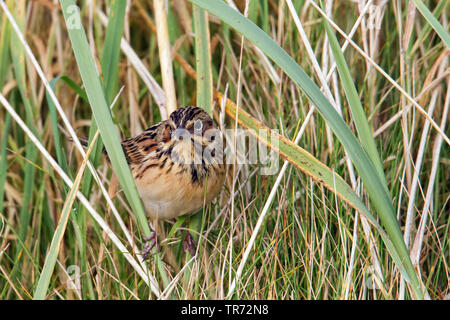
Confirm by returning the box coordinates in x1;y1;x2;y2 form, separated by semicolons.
193;5;213;115
323;20;388;194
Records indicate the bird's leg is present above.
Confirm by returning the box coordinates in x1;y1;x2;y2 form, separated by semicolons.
141;232;158;260
183;231;197;256
182;211;202;256
141;220;160;260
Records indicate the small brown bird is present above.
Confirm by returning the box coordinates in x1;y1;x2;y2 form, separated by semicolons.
123;106;225;220
82;106;226;256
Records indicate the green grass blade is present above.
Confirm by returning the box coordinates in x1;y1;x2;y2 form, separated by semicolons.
0;113;11;215
47;77;70;175
101;0;126;103
190;0;424;299
0;1;11;218
409;0;447;56
324;20;388;193
55;75;88;102
89;0;126;177
0;0;11;87
46;75;89;177
89;2;125;295
412;0;450;49
185;6;214;292
9;0;39;250
188;4;213;253
59;0;150;236
193;5;213;115
83;0;126;198
247;0;259;24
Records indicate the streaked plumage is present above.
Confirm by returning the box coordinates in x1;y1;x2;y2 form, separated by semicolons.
117;106;226;221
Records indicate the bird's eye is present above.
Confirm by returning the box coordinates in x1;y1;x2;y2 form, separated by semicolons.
210;135;215;141
194;120;203;131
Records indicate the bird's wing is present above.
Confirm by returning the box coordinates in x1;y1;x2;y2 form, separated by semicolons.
121;122;172;165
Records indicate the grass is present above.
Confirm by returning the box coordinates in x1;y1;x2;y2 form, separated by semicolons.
0;0;449;299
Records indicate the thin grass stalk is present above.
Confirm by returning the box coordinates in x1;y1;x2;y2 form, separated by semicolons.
324;20;389;194
227;104;314;297
0;0;11;85
411;78;449;265
47;77;70;176
153;0;177;115
286;0;338;154
9;0;40;269
404;68;444;249
227;1;249;297
183;4;214;295
0;114;10;214
395;0;413;194
286;0;360;194
409;0;447;56
0;264;24;299
373;66;450;138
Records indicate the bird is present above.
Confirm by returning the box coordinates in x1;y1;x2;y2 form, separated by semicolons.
79;106;226;257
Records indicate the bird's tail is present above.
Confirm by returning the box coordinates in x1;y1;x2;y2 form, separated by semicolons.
69;136;108;156
78;136;90;148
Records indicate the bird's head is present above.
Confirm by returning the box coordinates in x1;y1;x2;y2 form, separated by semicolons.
166;106;222;165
